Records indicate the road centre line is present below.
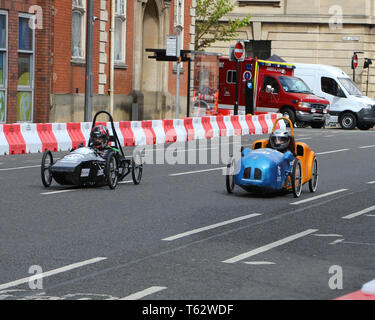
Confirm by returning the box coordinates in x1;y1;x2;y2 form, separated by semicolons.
0;165;40;171
169;166;226;176
0;257;107;291
119;286;167;300
40;189;77;195
162;213;262;241
316;149;349;155
222;229;318;264
360;145;375;149
368;181;375;184
290;189;348;205
342;205;375;219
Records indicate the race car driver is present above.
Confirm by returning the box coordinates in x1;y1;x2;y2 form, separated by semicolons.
90;125;111;157
267;129;296;155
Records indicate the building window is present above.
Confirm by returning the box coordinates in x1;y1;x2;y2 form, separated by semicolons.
114;0;126;63
245;40;271;60
72;0;86;59
0;11;7;123
18;14;34;122
226;70;237;84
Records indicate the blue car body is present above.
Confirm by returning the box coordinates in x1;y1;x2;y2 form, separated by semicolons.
234;148;295;193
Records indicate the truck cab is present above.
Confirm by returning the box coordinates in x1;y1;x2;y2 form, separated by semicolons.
218;57;330;128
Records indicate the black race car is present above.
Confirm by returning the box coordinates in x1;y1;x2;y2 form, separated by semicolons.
41;111;143;189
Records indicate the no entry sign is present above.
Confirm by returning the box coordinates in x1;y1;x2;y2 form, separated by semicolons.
352;54;358;69
233;42;245;61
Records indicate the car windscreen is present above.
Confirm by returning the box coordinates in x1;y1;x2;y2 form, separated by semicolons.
338;77;362;96
278;76;313;94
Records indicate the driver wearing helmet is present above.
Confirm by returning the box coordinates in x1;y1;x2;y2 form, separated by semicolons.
90;125;110;156
267;129;296;155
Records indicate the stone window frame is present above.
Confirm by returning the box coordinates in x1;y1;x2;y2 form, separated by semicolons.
0;10;8;123
71;0;87;61
114;0;127;66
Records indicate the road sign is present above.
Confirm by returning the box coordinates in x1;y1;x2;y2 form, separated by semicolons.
233;42;245;61
166;36;177;57
352;54;358;69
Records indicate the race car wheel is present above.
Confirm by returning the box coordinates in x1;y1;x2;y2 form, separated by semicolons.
105;151;119;190
131;151;143;185
339;112;356;130
226;157;235;194
309;157;318;193
41;150;54;187
292;159;303;198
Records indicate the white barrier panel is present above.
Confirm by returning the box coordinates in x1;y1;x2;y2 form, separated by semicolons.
20;123;42;153
251;116;263;135
238;115;250;135
80;122;92;145
131;121;147;146
52;123;72;151
265;114;276;134
192;117;206;139
107;121;125;147
173;119;187;142
223;116;235;137
0;124;9;155
209;117;220;138
152;120;166;145
277;114;287;131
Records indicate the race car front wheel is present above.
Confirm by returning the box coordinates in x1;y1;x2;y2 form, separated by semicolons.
132;151;143;185
309;157;318;193
41;150;54;187
105;151;119;190
292;159;303;198
226;157;235;194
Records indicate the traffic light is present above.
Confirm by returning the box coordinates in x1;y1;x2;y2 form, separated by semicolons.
364;58;372;69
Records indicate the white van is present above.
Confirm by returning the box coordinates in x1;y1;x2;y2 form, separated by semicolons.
293;63;375;130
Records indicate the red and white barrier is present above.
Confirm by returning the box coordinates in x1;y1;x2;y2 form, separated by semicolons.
0;113;285;155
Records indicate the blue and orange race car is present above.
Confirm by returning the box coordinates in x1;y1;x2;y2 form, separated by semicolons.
226;117;318;198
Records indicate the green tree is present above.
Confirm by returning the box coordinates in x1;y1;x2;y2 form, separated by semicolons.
195;0;251;51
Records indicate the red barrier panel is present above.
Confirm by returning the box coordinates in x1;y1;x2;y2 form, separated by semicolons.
37;123;58;152
245;115;256;134
201;116;214;139
230;115;242;136
66;123;86;149
218;108;231;116
215;115;227;136
270;113;281;130
183;118;195;141
142;121;156;145
119;121;135;146
3;124;26;154
163;119;177;143
257;114;269;134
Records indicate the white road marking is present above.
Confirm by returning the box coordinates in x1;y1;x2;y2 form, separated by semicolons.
243;261;275;265
222;229;318;264
0;257;107;291
40;189;77;195
119;181;132;184
313;234;342;237
323;135;335;138
366;214;375;217
169;166;226;176
0;165;40;171
342;205;375;219
290;189;348;205
118;286;167;300
330;239;345;245
360;145;375;149
316;149;349;155
367;181;375;184
162;213;262;241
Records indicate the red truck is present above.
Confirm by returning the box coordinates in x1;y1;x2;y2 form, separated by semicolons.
218;57;330;128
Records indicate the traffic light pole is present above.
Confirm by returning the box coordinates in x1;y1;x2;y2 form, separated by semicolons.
234;60;239;116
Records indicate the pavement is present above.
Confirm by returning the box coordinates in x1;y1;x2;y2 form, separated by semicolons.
0;127;375;300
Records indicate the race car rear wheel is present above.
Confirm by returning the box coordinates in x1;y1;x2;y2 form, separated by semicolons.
292;159;303;198
309;157;318;193
105;151;119;190
132;151;143;185
41;150;54;187
226;157;235;194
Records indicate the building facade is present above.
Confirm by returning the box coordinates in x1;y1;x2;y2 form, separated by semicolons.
0;0;196;123
207;0;375;97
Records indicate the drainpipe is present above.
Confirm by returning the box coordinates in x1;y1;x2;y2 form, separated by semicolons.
109;0;115;115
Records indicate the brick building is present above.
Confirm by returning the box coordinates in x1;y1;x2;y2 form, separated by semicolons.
0;0;196;123
0;0;53;124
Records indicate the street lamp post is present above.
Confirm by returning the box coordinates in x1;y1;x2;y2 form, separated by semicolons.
84;0;94;122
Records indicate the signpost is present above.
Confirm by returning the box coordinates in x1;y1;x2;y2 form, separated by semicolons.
232;41;245;115
351;51;364;82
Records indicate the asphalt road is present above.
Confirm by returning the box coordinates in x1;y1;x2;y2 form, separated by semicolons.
0;127;375;301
